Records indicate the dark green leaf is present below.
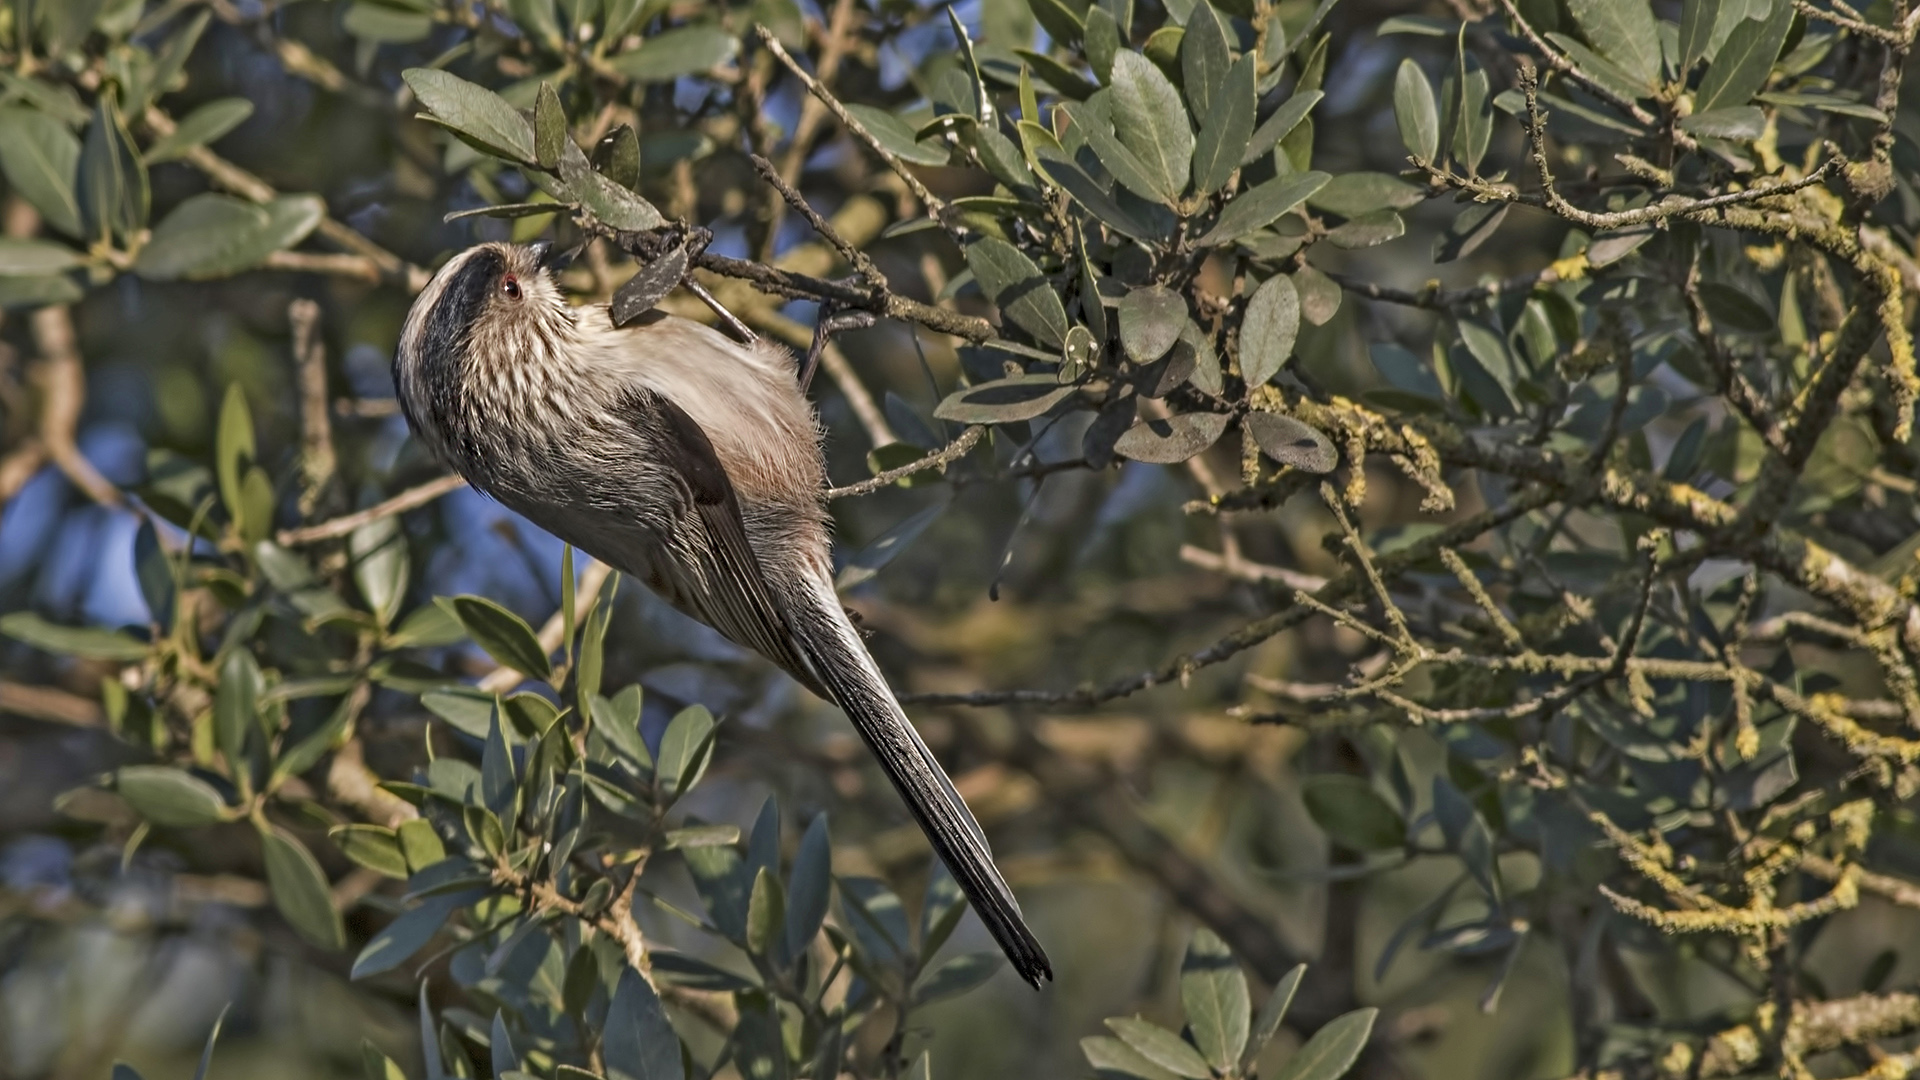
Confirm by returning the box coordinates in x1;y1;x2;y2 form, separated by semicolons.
446;595;552;681
1433;777;1502;902
214;648;261;770
913;951;1003;1005
746;866;785;957
0;237;79;275
1035;148;1167;241
1085;6;1122;82
350;515;408;627
261;824;346;949
1293;264;1342;325
1192;55;1255;195
1566;0;1662;86
834;497;950;590
784;814;832;961
607;26;738;83
1244;964;1307;1072
1302;775;1404;850
534;82;565;169
145;99;254;163
1108;52;1194;202
1450;53;1493;173
134;193;325;280
0;612;147;660
560;136;664;229
490;1013;518;1078
1586;225;1655;267
1118;285;1186;363
1245;412;1337;472
1180;1;1232;120
353;892;464;979
1694;0;1792;113
966;237;1068;347
603;969;685;1080
1031;0;1087;45
116;765;229;827
1239;274;1299;388
1393;60;1438;162
1106;1018;1211;1079
1325;209;1404;249
404;68;536;163
1082;1036;1180;1080
1677;105;1765;139
78;94;147;243
1679;0;1721;71
1181;928;1250;1071
1196;171;1329;245
934;374;1076;423
593;124;642;190
344;2;432;42
1243;90;1323;166
331;824;409;878
1273;1008;1377;1080
845;104;951;166
1113;411;1228;463
656;704;717;800
1307;172;1424;217
1434;202;1508;263
482;707;516;817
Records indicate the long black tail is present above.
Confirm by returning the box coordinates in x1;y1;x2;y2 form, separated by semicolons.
786;576;1052;987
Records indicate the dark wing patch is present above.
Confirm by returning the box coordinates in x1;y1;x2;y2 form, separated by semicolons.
618;389;825;695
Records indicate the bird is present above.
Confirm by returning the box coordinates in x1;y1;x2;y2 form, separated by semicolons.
392;240;1052;987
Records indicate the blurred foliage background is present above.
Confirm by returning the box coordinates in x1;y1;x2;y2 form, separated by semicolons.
2;0;1920;1078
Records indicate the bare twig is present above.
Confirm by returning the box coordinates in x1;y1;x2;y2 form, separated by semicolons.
277;474;467;546
289;299;337;517
825;426;982;499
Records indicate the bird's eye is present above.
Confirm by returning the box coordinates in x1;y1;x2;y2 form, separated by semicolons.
500;274;522;301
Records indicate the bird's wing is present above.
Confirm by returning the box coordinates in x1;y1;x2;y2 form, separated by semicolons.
615;387;823;693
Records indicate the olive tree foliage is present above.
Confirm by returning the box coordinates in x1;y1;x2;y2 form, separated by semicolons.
2;0;1920;1077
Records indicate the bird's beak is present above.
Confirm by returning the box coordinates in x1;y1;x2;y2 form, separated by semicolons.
535;242;580;277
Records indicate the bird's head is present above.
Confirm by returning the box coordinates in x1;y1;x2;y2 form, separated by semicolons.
393;241;577;440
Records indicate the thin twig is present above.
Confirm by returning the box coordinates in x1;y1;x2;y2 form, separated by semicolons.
277;474;467;546
825;426;983;499
290;299;337;518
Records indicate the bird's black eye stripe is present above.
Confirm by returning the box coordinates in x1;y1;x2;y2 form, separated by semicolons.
417;248;503;383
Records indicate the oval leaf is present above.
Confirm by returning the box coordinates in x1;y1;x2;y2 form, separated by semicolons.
1108;52;1194;202
404;68;536;163
966;237;1068;348
116;765;229;827
1246;412;1338;473
1118;285;1186;363
934;374;1076;424
1113;411;1229;463
1239;275;1300;388
1196;171;1329;246
447;595;552;681
1273;1007;1378;1080
261;824;346;949
1106;1017;1211;1079
1393;59;1439;160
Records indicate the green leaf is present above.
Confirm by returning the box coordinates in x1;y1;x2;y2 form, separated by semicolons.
1106;1018;1211;1079
1082;1036;1180;1080
1293;264;1342;325
784;814;832;962
1566;0;1662;87
933;374;1076;423
1239;274;1299;388
1678;0;1721;71
214;647;261;771
353;892;463;979
1678;105;1765;139
331;824;410;878
403;68;536;163
1243;89;1323;166
1113;411;1228;463
1118;285;1186;363
482;707;517;817
559;136;664;230
191;1004;229;1080
134;193;325;280
116;765;229;827
1694;0;1791;113
350;515;409;627
1035;148;1167;242
1434;202;1509;263
0;612;147;660
1433;777;1502;902
273;693;355;781
1108;51;1194;202
445;595;552;681
1030;0;1087;46
0;237;80;275
0;273;83;309
1393;59;1439;161
656;704;717;801
261;823;346;949
78;94;147;243
602;969;686;1080
845;104;952;166
1192;55;1255;195
1085;7;1122;82
746;866;785;957
1181;929;1250;1071
344;1;433;43
145;99;254;163
913;951;1003;1005
491;1013;517;1078
1325;209;1404;249
608;26;739;83
397;817;446;872
966;237;1069;348
1244;964;1307;1072
534;82;565;169
1273;1007;1377;1080
592;124;642;190
835;498;952;591
1245;412;1338;472
1302;775;1404;850
1180;1;1232;120
1194;170;1329;245
1307;172;1424;217
1450;51;1493;174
